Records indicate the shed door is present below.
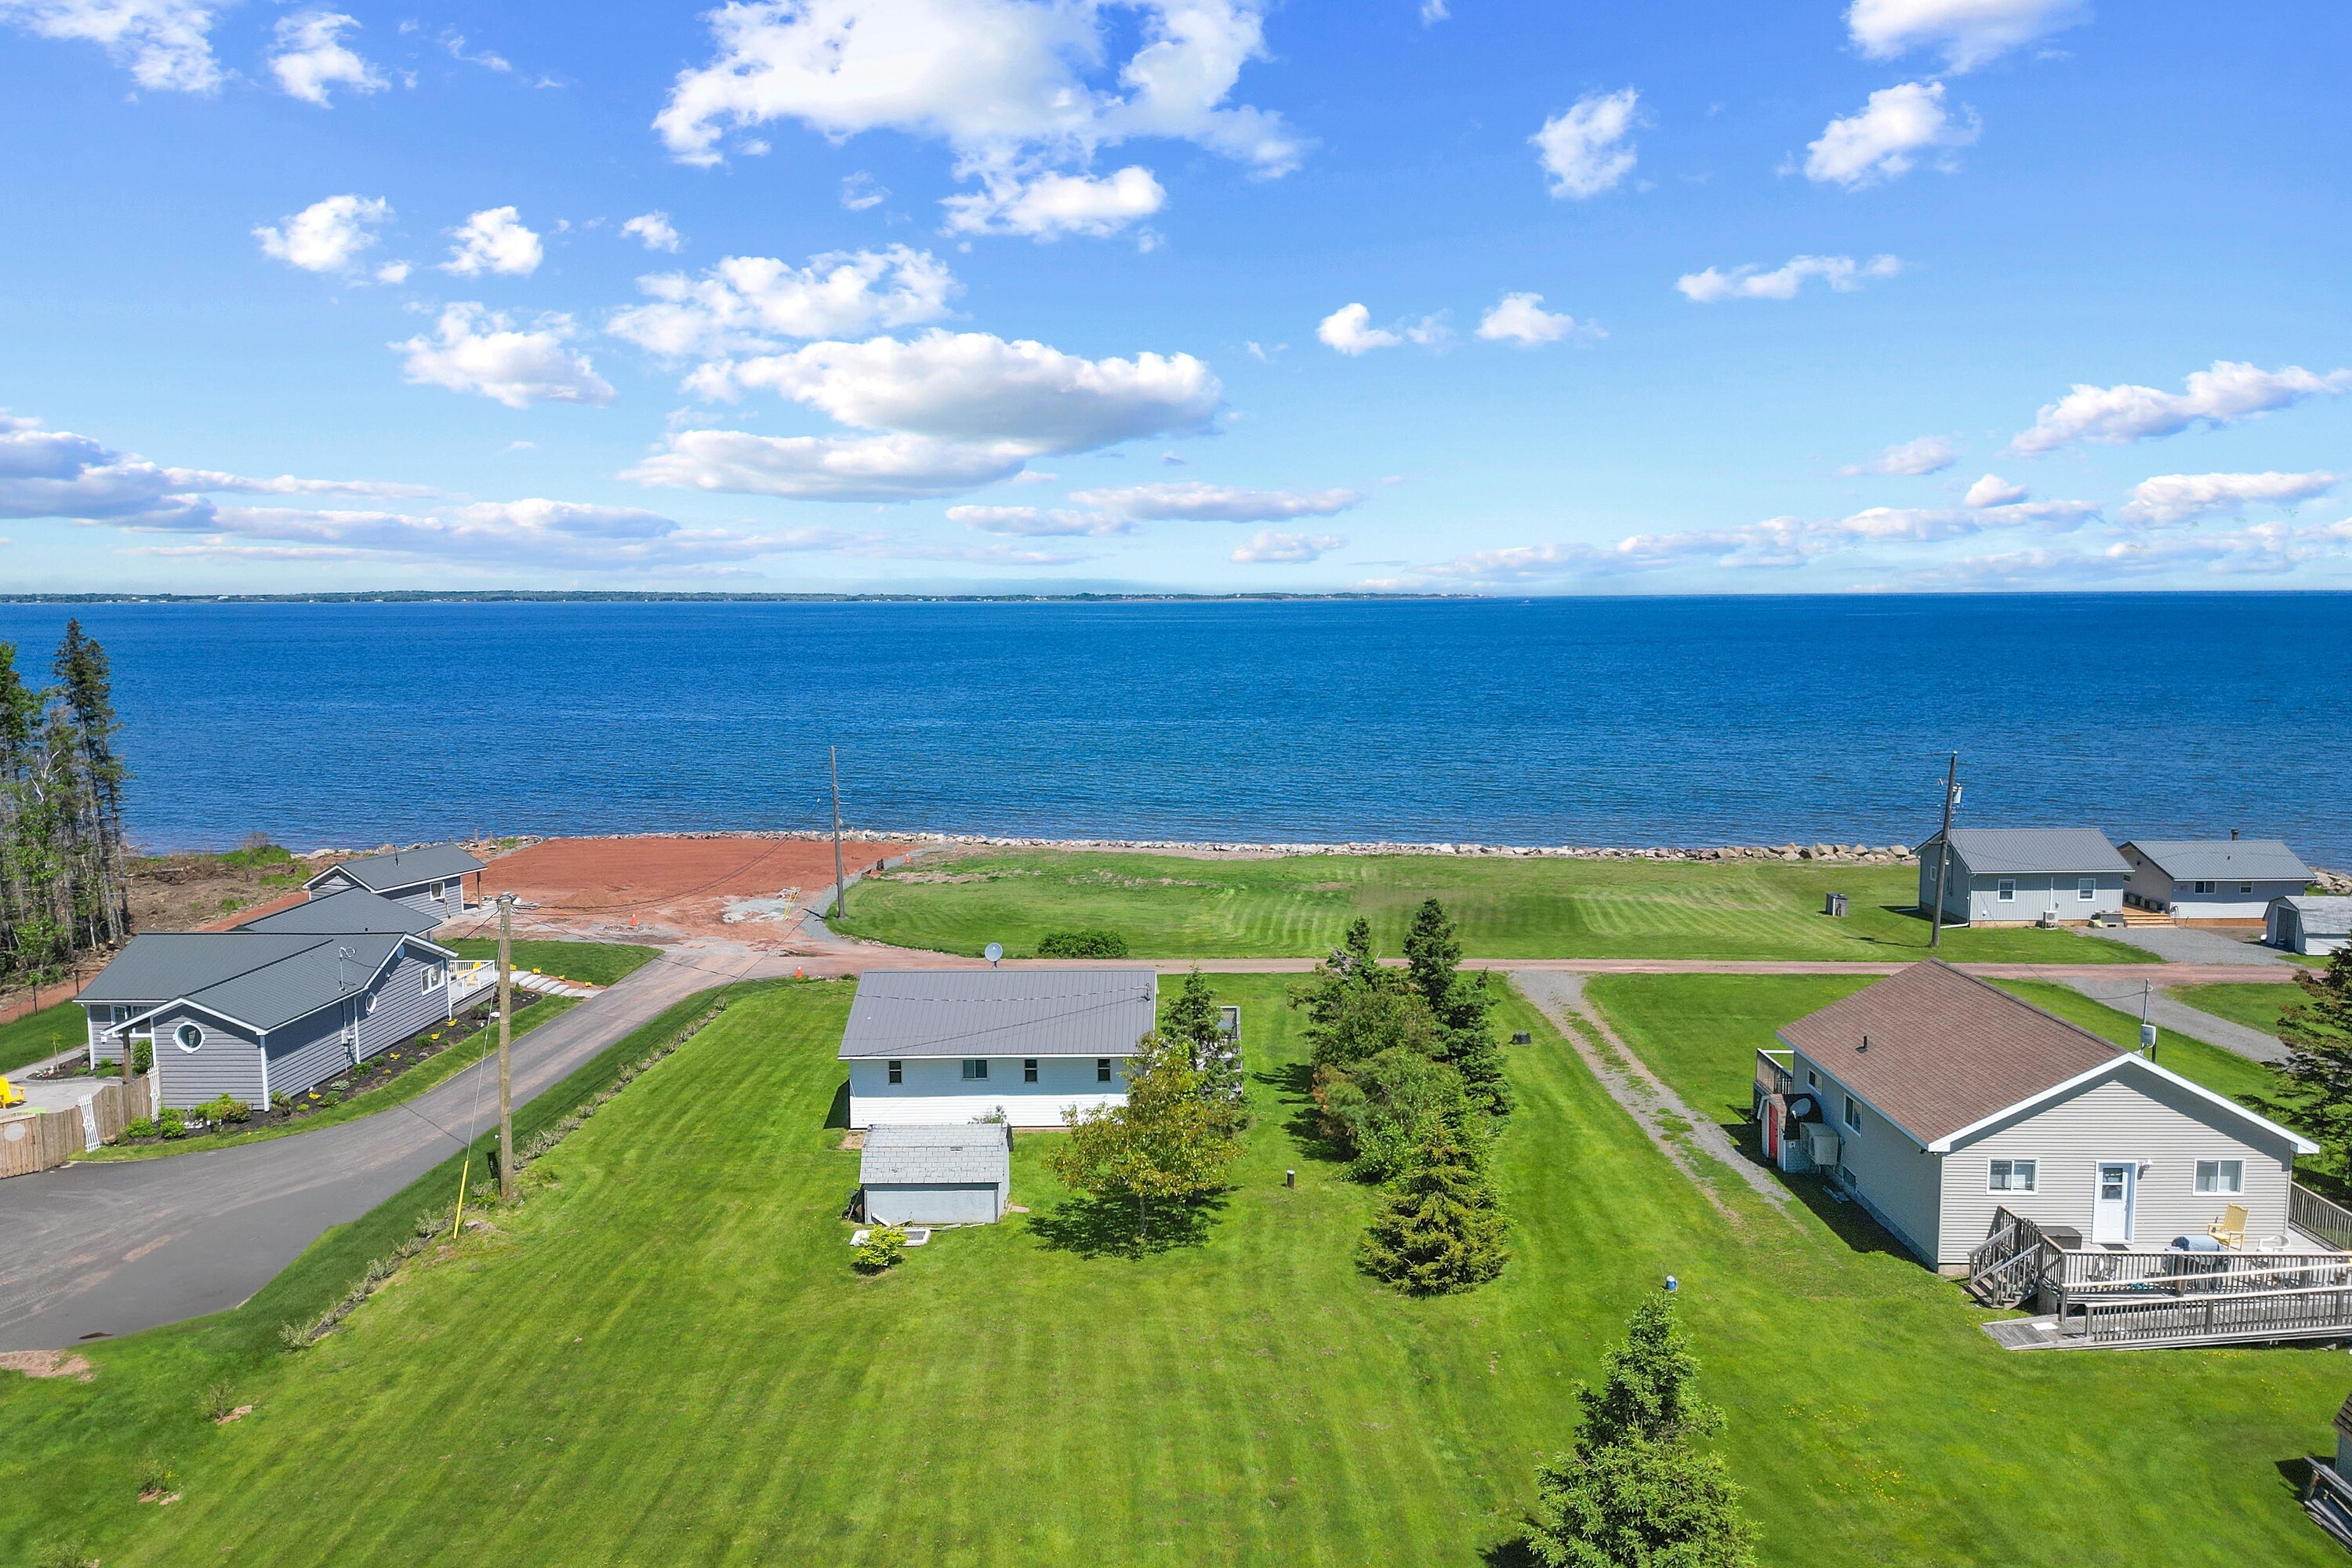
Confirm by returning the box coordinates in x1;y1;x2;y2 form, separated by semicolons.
2092;1162;2135;1244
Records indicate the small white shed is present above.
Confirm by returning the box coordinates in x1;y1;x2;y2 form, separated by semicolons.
2270;896;2352;956
860;1123;1012;1226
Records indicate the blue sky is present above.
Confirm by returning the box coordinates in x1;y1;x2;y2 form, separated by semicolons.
2;0;2348;593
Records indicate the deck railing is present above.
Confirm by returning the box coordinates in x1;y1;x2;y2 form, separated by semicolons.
2046;1245;2352;1298
2075;1283;2352;1347
447;960;499;1007
2293;1184;2352;1252
1753;1048;1794;1109
1966;1207;2051;1305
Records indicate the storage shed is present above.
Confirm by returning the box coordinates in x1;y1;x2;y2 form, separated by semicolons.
2270;895;2352;956
860;1123;1012;1226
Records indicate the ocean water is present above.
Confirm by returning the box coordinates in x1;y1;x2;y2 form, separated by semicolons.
0;594;2343;862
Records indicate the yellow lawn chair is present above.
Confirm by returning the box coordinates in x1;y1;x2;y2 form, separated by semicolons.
2208;1203;2248;1250
0;1076;23;1110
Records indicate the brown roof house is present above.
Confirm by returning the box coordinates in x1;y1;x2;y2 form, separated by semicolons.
1766;962;2317;1272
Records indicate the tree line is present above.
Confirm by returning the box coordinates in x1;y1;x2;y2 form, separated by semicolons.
1;619;132;987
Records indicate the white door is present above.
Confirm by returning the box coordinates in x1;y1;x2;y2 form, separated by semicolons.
2092;1161;2135;1244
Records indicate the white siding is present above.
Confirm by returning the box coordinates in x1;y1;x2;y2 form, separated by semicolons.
847;1054;1128;1129
1964;871;2122;925
866;1183;1004;1225
2162;880;2306;921
1940;1072;2301;1265
1790;1049;1944;1265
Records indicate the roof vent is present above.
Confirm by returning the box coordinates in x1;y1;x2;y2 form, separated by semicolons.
1857;1034;1869;1053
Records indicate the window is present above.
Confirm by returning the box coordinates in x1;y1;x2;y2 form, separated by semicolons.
173;1022;205;1053
1023;1058;1040;1083
962;1059;989;1080
1096;1058;1113;1083
1843;1094;1861;1131
2239;882;2254;895
2077;877;2096;902
430;880;445;900
2193;880;2216;895
1996;879;2016;902
1806;1069;1818;1088
361;993;376;1018
886;1060;902;1085
1989;1158;2038;1192
2195;1159;2245;1196
423;964;443;993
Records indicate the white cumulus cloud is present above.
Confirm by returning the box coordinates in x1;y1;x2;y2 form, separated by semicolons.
1677;254;1901;303
1804;81;1976;189
625;429;1026;503
0;412;431;530
394;304;614;409
609;247;958;360
622;212;682;252
1848;0;2089;73
0;0;222;92
1843;435;1956;476
1068;481;1362;522
1475;292;1594;347
1318;303;1399;356
1231;528;1343;564
269;11;387;107
2009;361;2352;454
2116;470;2339;528
941;166;1166;239
1530;87;1640;199
1963;473;2027;506
947;504;1133;535
254;194;393;274
441;206;545;277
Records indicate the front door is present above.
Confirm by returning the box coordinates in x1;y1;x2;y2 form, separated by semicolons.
2092;1161;2135;1244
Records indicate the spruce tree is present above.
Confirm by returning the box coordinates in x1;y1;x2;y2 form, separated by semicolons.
1357;1116;1508;1293
52;620;129;945
1527;1292;1757;1568
1403;898;1511;1116
2279;946;2352;1169
1166;967;1243;1103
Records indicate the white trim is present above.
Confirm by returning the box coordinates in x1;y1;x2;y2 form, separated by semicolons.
171;1020;207;1054
2092;1157;2137;1244
118;996;269;1035
1927;1051;2320;1155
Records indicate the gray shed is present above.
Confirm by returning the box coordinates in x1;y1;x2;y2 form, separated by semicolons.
860;1123;1013;1226
2269;895;2352;956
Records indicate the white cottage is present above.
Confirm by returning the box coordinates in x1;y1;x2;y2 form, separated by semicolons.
1914;827;2129;926
838;967;1159;1129
2118;837;2310;924
1763;961;2317;1272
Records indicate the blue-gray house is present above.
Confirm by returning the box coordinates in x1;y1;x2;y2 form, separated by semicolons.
303;843;485;927
78;900;495;1110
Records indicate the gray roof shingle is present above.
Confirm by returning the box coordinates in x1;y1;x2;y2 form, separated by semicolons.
237;888;440;936
2121;839;2310;884
837;968;1160;1060
79;930;435;1032
861;1123;1011;1186
307;843;485;895
1934;827;2129;876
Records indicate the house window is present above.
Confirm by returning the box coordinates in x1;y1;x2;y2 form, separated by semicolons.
174;1022;205;1053
1023;1058;1040;1083
423;964;443;993
361;994;376;1018
1096;1058;1113;1083
1843;1095;1861;1131
2077;877;2096;902
2193;880;2216;895
1989;1158;2038;1192
1996;879;2016;902
1806;1069;1818;1089
430;880;445;900
962;1059;989;1080
2195;1159;2245;1196
886;1060;902;1084
2239;882;2254;895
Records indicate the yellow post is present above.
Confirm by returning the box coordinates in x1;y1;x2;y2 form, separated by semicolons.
450;1155;470;1237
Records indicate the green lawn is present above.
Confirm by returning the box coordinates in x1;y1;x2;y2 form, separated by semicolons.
2175;982;2311;1042
74;996;579;1162
0;1003;85;1075
833;850;2157;964
441;938;662;988
14;971;2343;1566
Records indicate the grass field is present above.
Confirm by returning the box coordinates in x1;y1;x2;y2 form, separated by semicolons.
74;996;579;1162
833;850;2157;963
0;1003;84;1075
441;938;661;988
14;972;2342;1566
2176;982;2314;1042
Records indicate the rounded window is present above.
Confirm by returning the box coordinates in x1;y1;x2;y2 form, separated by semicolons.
174;1022;205;1053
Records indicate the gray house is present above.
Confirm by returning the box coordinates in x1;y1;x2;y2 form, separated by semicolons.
859;1123;1013;1225
78;927;471;1110
1915;827;2129;926
303;844;485;927
2118;838;2310;923
839;968;1159;1129
2270;896;2352;956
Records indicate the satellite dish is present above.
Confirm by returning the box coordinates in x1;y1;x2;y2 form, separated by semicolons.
984;942;1004;966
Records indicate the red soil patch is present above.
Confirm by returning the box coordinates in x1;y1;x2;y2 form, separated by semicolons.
467;836;909;947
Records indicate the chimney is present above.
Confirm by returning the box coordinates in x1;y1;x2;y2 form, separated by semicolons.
2230;828;2240;840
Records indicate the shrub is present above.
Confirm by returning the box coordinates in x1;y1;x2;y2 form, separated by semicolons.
198;1380;238;1423
136;1454;176;1499
195;1094;251;1126
132;1040;152;1075
222;834;292;869
1035;928;1129;959
122;1117;159;1141
853;1225;909;1274
156;1109;187;1140
270;1092;292;1114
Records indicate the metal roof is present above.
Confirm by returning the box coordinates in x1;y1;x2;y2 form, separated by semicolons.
236;887;440;937
79;930;438;1032
2276;896;2352;937
307;843;485;894
837;968;1160;1060
861;1123;1011;1186
2120;839;2310;884
1931;827;2129;876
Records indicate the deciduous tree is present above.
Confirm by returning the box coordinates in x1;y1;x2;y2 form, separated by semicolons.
1048;1029;1242;1240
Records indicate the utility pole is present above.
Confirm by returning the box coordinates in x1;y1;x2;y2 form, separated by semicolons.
830;745;848;924
497;891;515;1203
2138;981;2157;1062
1927;752;1959;950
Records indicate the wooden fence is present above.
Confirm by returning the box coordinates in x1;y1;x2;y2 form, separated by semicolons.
0;1071;158;1179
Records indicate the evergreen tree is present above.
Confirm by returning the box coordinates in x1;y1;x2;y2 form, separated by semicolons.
1049;1029;1243;1240
1357;1115;1508;1293
0;626;133;987
1166;967;1243;1104
1403;898;1512;1116
52;619;129;945
1526;1292;1757;1568
2278;946;2352;1169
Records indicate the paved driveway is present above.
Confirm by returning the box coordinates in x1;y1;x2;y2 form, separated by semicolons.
0;951;753;1352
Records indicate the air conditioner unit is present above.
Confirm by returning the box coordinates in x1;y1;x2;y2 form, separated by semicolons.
1806;1127;1842;1167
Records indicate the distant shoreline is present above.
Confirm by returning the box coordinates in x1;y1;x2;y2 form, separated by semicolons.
5;589;2351;607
